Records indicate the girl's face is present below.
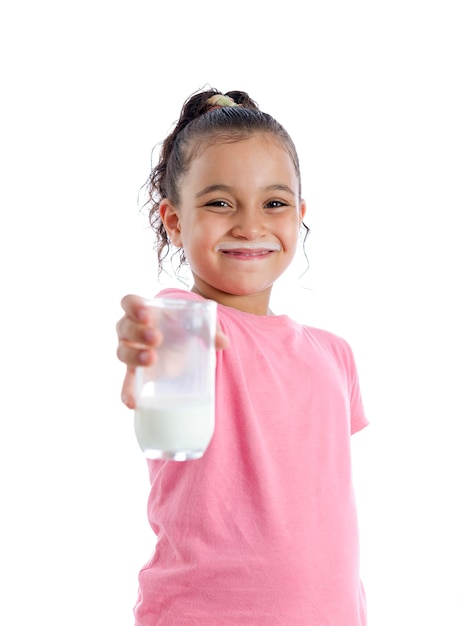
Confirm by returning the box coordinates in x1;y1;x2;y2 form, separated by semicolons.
160;133;306;314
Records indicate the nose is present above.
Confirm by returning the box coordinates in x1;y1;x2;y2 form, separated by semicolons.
230;207;267;240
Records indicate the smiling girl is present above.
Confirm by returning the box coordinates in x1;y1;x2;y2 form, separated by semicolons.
116;88;369;625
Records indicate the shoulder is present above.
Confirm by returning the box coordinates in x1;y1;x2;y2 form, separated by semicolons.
299;323;358;369
301;323;351;350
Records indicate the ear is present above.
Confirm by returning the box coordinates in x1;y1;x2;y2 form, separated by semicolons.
159;199;183;247
299;199;307;224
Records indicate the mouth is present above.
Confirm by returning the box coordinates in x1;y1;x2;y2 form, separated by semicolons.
215;241;281;259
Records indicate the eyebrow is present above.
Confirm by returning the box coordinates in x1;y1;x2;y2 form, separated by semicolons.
195;183;296;198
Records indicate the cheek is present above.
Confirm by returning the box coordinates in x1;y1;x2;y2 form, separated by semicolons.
280;217;301;247
181;221;216;259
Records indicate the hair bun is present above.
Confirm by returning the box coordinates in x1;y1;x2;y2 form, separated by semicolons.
206;94;242;111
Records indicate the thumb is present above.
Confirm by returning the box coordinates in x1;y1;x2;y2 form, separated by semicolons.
121;367;136;409
215;327;230;351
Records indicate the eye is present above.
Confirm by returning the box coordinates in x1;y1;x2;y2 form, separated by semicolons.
206;200;230;207
265;200;288;209
204;199;232;211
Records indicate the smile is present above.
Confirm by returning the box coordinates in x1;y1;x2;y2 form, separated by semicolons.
220;249;275;259
215;242;281;258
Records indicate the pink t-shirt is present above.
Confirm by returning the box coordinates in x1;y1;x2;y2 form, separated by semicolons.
134;289;369;625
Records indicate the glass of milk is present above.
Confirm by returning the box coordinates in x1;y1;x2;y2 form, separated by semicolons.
134;298;217;461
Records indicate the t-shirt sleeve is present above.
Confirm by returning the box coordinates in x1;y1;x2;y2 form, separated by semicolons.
347;345;369;435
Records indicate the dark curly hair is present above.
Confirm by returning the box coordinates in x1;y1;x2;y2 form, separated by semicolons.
141;87;309;276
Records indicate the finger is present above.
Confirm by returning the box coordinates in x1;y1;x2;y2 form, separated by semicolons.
120;294;151;323
117;315;163;348
117;340;157;368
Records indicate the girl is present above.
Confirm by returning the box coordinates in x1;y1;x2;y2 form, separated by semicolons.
116;88;369;625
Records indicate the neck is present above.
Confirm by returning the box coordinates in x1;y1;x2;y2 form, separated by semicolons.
191;283;274;316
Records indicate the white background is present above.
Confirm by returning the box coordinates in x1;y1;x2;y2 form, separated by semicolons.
1;1;463;624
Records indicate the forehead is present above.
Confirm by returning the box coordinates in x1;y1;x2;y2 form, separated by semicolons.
185;133;298;182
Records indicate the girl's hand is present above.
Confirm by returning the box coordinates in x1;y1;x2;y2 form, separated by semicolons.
116;294;229;409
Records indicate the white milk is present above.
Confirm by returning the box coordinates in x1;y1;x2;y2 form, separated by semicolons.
134;395;214;460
